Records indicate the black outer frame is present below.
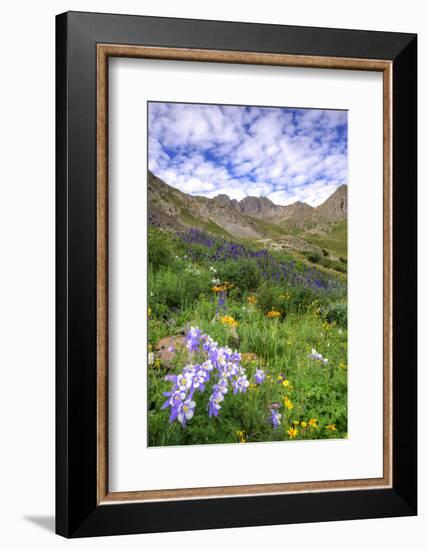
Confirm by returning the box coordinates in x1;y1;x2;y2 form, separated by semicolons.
56;11;417;538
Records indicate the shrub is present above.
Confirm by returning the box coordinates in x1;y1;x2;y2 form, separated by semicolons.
320;301;347;328
319;257;347;273
322;248;329;257
216;259;261;292
306;251;322;263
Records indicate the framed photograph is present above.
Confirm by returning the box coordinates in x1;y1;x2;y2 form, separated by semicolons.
56;11;417;538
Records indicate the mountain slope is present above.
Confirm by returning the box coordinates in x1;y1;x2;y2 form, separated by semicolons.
148;170;347;246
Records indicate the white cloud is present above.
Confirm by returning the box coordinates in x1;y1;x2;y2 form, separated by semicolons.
148;102;347;206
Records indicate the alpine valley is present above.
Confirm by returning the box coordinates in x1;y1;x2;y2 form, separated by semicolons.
148;170;348;263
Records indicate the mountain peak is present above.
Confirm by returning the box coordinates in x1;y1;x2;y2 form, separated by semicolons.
316;184;347;220
148;170;347;239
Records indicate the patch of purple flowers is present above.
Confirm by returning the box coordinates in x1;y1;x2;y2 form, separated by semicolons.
162;326;251;428
179;228;345;295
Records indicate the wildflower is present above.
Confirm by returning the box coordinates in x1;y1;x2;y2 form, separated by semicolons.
308;418;318;429
326;424;337;431
187;367;209;393
339;362;347;370
266;310;281;318
301;421;307;428
292;420;300;425
209;266;217;273
212;285;224;293
284;397;294;410
270;409;282;430
254;369;266;385
233;375;249;395
154;358;161;369
208;390;224;418
177;400;196;426
186;326;201;352
247;295;257;305
236;430;246;443
161;388;186;413
282;379;292;389
308;348;329;364
277;373;285;383
287;427;298;439
221;315;239;328
148;307;152;317
168;345;175;353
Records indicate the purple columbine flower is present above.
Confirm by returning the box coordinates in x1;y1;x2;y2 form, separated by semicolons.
270;409;282;430
160;388;186;411
254;369;266;385
186;326;201;352
208;391;224;417
233;375;249;395
174;399;196;427
188;366;209;393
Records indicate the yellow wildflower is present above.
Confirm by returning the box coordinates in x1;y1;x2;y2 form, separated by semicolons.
292;420;300;425
148;307;152;317
301;421;307;428
266;310;281;318
236;430;246;443
220;315;239;328
284;397;294;410
287;427;298;439
326;424;337;431
247;295;258;305
154;358;161;369
308;418;318;429
277;374;284;382
282;379;292;389
339;362;347;370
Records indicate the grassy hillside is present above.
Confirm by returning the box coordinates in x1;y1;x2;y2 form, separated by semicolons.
148;227;348;446
301;220;348;259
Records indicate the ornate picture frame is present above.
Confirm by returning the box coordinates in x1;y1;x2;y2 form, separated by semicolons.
56;11;417;537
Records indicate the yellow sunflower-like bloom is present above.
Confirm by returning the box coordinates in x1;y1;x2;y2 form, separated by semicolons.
266;309;281;318
287;427;298;439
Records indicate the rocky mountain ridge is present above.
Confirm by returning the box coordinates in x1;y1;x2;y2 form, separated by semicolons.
148;170;347;240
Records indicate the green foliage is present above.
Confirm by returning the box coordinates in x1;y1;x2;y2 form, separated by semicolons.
149;266;212;313
216;258;261;292
301;220;348;259
320;301;348;328
306;251;322;263
318;256;347;273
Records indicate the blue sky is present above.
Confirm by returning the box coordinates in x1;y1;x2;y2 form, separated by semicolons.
148;102;347;206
